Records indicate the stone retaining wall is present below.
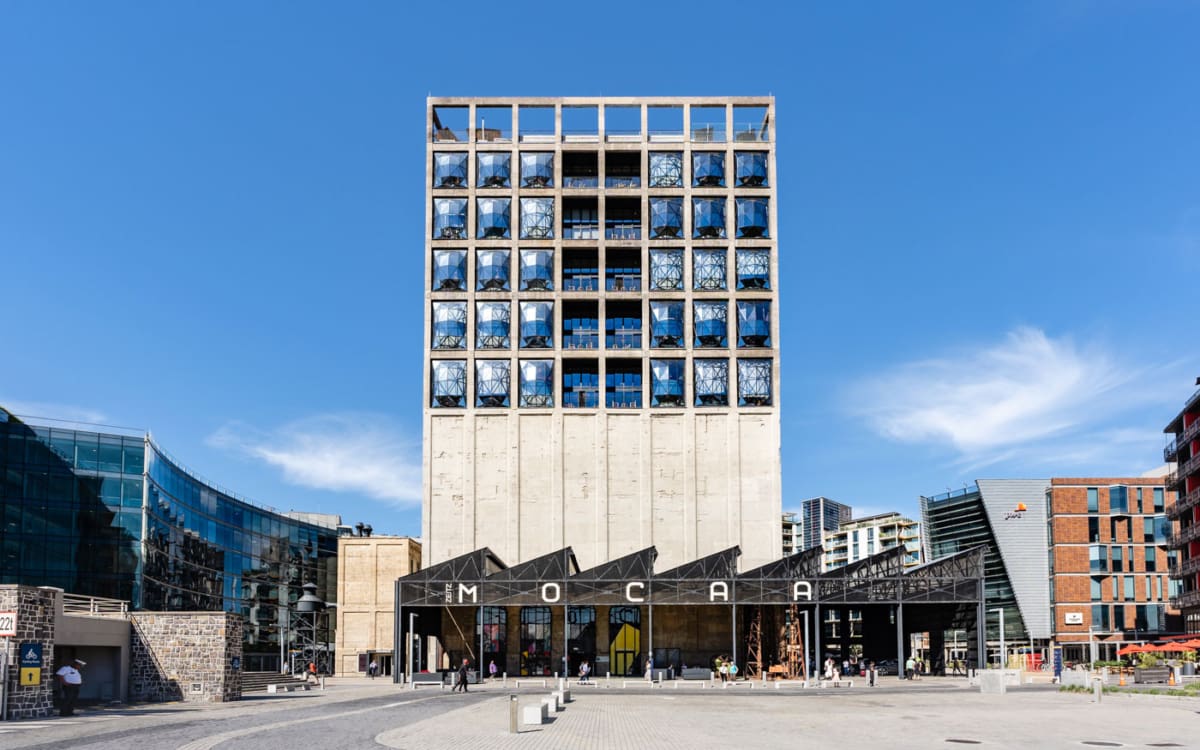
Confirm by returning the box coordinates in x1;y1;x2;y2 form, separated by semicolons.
129;612;242;703
0;585;56;719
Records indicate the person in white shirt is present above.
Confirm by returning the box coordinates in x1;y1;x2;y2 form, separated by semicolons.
55;658;85;716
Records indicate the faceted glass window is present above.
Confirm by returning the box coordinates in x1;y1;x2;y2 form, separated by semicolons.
694;359;729;407
519;249;554;291
650;301;684;348
693;198;726;238
693;301;728;347
649;152;683;187
735;249;770;290
735;152;768;186
649;249;683;290
431;302;467;350
433;198;467;239
519;301;554;348
475;361;511;407
432;249;467;291
693;250;727;291
520;198;555;239
737;359;772;406
434;152;468;188
736;198;769;238
477;198;511;239
476;302;511;349
692;152;725;187
477;153;511;188
520;153;554;188
649;198;683;238
519;360;554;407
737;301;771;347
431;360;467;408
650;359;685;408
476;250;511;291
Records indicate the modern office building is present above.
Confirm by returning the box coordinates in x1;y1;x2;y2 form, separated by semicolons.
423;97;781;573
1164;377;1200;633
781;511;802;556
0;407;340;671
334;533;421;676
1047;478;1177;662
800;496;851;551
822;512;921;572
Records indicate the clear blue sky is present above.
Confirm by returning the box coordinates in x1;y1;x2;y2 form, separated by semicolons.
3;1;1197;535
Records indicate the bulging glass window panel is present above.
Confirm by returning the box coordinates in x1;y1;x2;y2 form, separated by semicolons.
693;198;726;238
476;197;511;239
692;152;725;187
520;153;554;188
519;360;554;407
434;152;468;188
519;249;554;291
649;249;683;290
735;249;770;290
693;249;727;290
649;198;683;238
433;198;467;239
736;300;771;347
736;198;769;238
649;152;683;187
693;301;728;347
476;249;511;291
650;359;685;407
735;152;768;186
477;152;511;188
738;359;772;406
475;360;511;408
649;301;683;348
519;301;554;348
520;198;555;239
475;302;511;349
431;360;467;408
431;302;467;349
694;359;729;407
432;249;467;291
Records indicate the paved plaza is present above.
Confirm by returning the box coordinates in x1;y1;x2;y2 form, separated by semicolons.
0;677;1194;749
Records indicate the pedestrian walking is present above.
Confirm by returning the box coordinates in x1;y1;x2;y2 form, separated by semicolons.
904;656;915;680
868;661;877;687
488;659;498;680
579;659;590;685
307;661;318;683
455;658;470;693
728;661;739;681
55;658;85;716
368;659;378;679
719;660;729;682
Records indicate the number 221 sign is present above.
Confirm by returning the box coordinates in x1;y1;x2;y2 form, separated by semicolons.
0;611;17;637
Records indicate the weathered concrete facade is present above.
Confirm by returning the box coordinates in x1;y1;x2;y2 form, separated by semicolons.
335;535;421;675
129;612;242;703
0;585;56;719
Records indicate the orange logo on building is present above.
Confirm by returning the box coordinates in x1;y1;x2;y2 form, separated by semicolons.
1015;503;1027;512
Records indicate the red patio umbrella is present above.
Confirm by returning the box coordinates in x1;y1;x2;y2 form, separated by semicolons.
1148;642;1184;653
1116;644;1149;656
1175;639;1200;650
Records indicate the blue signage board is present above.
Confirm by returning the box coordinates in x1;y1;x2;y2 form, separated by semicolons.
20;642;43;668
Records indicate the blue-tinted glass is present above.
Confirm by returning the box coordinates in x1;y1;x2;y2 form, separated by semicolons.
476;302;511;349
736;250;770;290
649;249;683;290
432;302;467;349
693;198;726;238
432;249;467;291
520;250;554;291
736;198;769;238
734;152;768;186
476;361;511;407
520;198;554;239
519;360;554;407
650;360;684;407
650;301;683;348
694;359;729;406
520;302;553;348
737;359;772;406
476;198;511;239
432;361;467;407
693;301;727;347
477;152;511;188
476;250;511;291
434;152;468;187
693;250;726;290
692;152;725;187
1109;486;1128;514
521;153;554;188
736;301;771;348
649;152;682;187
649;198;683;238
433;198;467;239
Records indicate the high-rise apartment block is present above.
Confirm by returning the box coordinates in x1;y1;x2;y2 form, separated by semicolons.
800;496;851;551
1165;378;1200;633
822;512;921;572
781;511;802;555
422;97;781;572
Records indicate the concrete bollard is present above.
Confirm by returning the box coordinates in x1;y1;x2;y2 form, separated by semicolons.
1092;677;1103;703
509;694;518;734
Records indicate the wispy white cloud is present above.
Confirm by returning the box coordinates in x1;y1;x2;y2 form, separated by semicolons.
208;413;421;506
0;399;109;425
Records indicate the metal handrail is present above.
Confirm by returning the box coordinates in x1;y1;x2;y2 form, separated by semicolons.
62;593;130;618
1168;522;1200;548
1167;485;1200;520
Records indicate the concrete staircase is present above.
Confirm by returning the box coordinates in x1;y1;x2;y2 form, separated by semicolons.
241;671;312;693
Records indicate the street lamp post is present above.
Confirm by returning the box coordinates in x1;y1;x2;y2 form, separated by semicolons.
990;608;1005;669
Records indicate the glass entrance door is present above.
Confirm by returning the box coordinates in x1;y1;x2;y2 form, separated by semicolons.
609;606;642;676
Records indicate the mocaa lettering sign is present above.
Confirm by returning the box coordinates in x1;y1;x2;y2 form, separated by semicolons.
440;580;813;605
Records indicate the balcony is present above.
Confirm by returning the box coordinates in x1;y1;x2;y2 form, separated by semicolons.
1171;555;1200;578
1168;522;1200;548
1171;417;1200;452
1172;589;1200;610
1165;439;1179;463
1168;484;1200;521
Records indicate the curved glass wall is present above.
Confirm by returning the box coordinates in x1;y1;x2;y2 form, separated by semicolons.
649;249;683;290
519;301;554;348
520;153;554;188
693;198;726;238
476;250;511;291
519;360;554;407
693;301;728;347
519;249;554;291
650;301;684;348
650;359;685;407
434;152;468;188
649;198;683;238
520;198;555;239
735;249;770;290
432;249;467;291
694;359;729;406
476;197;511;239
432;360;467;407
433;198;467;239
475;360;511;407
649;152;683;187
477;152;511;188
736;300;771;347
693;250;727;290
692;152;725;187
735;152;768;186
476;302;511;349
432;301;467;349
736;198;770;238
737;359;772;406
